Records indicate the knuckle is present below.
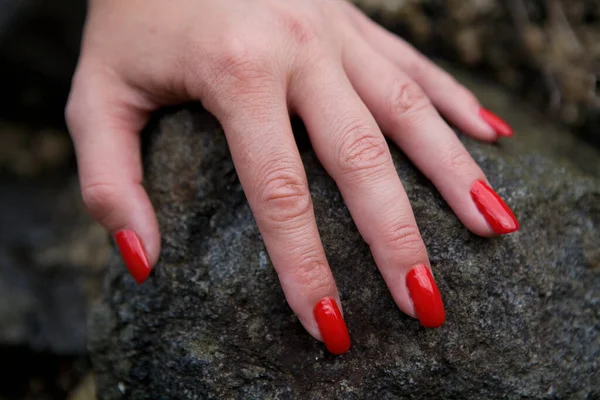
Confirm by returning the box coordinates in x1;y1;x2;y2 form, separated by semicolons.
292;257;333;296
406;57;480;106
382;222;425;253
387;79;431;118
279;11;319;46
258;167;312;224
213;37;272;88
336;120;390;175
403;58;422;78
440;147;474;174
80;182;120;226
404;56;433;81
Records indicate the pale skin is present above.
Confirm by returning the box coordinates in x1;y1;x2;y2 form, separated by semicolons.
67;0;506;343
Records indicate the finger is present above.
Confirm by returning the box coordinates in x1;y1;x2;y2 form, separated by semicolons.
211;83;350;354
290;61;445;328
66;69;159;284
342;2;514;140
343;36;519;237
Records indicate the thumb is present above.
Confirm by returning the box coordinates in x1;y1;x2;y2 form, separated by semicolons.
66;69;160;284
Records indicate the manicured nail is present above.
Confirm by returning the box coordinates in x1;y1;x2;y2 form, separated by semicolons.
470;180;519;234
406;265;445;328
479;107;513;137
114;230;151;284
313;297;351;355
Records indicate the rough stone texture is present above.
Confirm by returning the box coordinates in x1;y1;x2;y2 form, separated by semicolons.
353;0;600;148
90;67;600;398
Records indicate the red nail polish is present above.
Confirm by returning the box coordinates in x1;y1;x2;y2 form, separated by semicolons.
480;108;514;137
114;230;151;284
406;265;445;328
470;180;519;234
313;297;351;355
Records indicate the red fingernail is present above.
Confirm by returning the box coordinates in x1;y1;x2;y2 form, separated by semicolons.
470;180;519;234
480;108;514;137
406;265;445;328
313;297;351;355
114;230;151;284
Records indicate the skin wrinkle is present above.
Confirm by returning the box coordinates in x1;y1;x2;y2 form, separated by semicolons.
387;79;431;118
335;120;391;176
67;0;508;345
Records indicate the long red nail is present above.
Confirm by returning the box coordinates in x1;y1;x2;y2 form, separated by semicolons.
114;230;151;284
480;108;513;137
313;297;351;355
406;265;445;328
470;180;519;234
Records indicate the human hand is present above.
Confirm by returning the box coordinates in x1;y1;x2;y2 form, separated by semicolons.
66;0;518;355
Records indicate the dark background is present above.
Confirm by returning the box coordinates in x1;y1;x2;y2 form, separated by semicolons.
0;1;99;399
0;1;598;399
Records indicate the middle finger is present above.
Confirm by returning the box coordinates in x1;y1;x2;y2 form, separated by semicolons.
290;60;445;328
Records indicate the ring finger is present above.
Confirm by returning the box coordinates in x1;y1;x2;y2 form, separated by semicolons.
342;35;519;237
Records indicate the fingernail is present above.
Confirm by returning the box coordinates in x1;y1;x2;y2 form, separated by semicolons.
406;265;445;328
114;230;151;284
479;107;514;137
470;180;519;234
313;297;351;355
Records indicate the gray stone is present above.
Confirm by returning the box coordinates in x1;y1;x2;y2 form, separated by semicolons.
90;69;600;399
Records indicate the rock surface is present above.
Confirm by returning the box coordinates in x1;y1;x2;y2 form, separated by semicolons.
90;67;600;398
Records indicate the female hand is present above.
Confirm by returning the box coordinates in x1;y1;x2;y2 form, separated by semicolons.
66;0;518;355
